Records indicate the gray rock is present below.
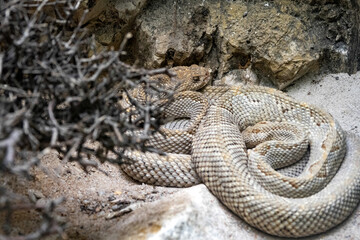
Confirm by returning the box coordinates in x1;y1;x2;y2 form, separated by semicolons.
75;0;148;48
219;67;259;86
75;1;359;88
107;159;360;240
212;1;319;89
105;184;258;240
133;0;359;89
135;0;213;68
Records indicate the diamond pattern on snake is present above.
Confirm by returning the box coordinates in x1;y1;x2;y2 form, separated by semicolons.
120;65;360;238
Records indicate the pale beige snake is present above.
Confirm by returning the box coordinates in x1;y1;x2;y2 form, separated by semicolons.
121;66;360;237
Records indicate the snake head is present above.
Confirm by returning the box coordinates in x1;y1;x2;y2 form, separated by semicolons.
171;65;212;92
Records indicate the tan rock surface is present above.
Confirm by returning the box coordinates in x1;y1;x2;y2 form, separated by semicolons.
133;0;357;88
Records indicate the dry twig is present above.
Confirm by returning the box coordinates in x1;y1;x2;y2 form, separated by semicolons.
0;0;175;238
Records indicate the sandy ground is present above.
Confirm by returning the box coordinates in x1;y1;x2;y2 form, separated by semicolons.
0;150;179;239
1;71;359;239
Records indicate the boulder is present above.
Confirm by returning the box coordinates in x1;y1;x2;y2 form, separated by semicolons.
133;0;359;89
105;185;262;240
134;0;214;68
75;0;149;49
74;0;359;89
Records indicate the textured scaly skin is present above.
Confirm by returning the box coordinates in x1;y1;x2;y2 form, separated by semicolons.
121;66;210;187
121;66;360;237
193;86;360;237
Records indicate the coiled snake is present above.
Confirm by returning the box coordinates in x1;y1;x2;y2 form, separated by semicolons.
121;65;360;237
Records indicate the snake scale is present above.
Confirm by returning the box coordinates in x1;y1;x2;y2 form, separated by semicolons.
121;65;360;238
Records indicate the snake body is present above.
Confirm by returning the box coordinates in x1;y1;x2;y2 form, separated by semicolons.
121;66;360;237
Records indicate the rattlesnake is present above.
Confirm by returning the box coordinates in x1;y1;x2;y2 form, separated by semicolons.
121;65;360;237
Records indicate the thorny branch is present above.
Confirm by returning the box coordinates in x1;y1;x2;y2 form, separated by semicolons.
0;0;176;239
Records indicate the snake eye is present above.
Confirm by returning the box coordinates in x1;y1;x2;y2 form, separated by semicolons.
192;76;200;82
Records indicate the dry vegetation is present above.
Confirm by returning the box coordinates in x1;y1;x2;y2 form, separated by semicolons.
0;0;175;239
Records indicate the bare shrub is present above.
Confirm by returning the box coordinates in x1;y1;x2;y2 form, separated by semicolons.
0;0;174;238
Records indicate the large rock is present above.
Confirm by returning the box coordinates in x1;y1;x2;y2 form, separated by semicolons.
134;0;214;68
105;185;261;240
75;0;149;49
132;0;359;89
212;1;320;89
76;0;359;88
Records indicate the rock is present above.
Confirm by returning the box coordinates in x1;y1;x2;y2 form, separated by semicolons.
113;0;149;29
105;185;259;240
134;0;214;68
132;0;358;89
106;166;360;240
212;1;320;89
219;66;259;86
75;0;148;49
77;0;359;88
74;0;109;25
